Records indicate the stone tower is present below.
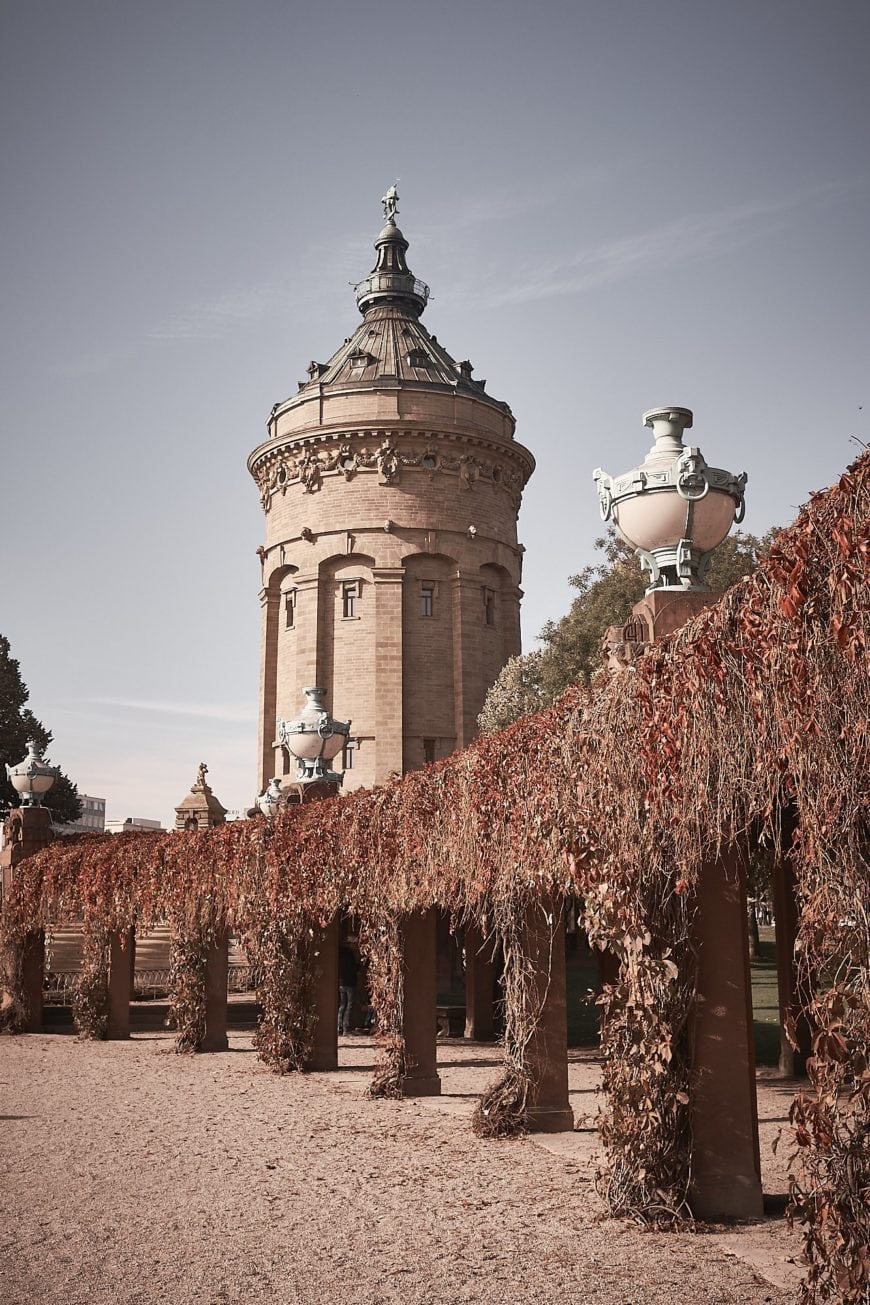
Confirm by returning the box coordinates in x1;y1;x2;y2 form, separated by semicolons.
248;193;535;792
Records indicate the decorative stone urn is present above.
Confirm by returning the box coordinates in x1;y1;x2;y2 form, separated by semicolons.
276;688;351;784
5;741;58;807
594;407;747;591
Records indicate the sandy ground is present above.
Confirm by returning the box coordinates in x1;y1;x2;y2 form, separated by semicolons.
0;1033;805;1305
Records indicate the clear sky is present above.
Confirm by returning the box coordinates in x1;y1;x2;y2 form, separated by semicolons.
2;0;867;825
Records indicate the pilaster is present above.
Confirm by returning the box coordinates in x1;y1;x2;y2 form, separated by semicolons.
451;570;484;749
372;567;405;781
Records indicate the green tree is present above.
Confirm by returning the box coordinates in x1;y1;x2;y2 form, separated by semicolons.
479;528;773;733
0;634;82;824
477;650;546;735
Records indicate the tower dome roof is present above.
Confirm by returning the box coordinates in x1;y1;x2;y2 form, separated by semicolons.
274;191;511;420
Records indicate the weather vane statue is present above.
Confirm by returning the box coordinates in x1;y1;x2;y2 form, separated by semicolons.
381;182;399;224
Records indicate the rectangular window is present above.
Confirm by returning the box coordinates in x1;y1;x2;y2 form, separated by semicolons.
420;582;434;617
343;738;357;770
423;738;436;765
284;588;296;629
342;580;359;619
483;587;496;626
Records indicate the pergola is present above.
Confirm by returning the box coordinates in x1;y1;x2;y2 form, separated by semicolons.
2;450;867;1301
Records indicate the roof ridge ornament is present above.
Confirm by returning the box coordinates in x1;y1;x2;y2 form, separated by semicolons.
381;182;399;225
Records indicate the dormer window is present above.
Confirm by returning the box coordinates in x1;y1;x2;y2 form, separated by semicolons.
348;348;376;370
407;348;431;369
307;360;327;380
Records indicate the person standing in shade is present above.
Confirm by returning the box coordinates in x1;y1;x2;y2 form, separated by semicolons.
338;941;359;1035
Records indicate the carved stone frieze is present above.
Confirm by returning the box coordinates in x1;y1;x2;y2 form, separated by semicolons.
252;431;527;509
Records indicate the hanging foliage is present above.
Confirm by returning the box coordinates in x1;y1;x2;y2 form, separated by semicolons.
248;910;318;1072
71;917;110;1040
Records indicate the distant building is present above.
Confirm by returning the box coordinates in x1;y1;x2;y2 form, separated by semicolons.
105;817;163;834
57;794;106;837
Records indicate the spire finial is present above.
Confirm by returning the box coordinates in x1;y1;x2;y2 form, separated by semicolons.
381;182;399;225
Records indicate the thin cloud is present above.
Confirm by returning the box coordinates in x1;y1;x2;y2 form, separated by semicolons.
452;181;858;310
147;279;289;342
90;696;254;724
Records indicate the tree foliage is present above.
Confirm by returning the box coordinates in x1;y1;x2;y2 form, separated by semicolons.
479;528;774;733
0;634;81;825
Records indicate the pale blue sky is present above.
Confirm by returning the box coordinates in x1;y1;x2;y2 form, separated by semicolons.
2;0;867;823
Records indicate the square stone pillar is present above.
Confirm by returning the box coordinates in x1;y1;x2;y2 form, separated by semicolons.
690;854;763;1219
464;923;495;1041
520;895;574;1133
20;930;45;1033
772;852;812;1077
107;928;135;1039
202;931;229;1052
402;908;441;1096
306;916;339;1071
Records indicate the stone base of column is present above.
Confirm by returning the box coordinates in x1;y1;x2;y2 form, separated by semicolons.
402;909;441;1098
202;932;229;1052
107;928;134;1039
691;1175;766;1222
307;917;338;1071
403;1075;442;1097
526;1104;576;1133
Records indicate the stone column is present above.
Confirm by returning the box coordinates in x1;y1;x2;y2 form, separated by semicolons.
690;853;763;1219
372;568;405;780
402;908;441;1096
520;895;574;1133
772;851;812;1077
107;927;135;1039
307;916;339;1071
464;923;495;1041
1;807;54;1033
20;930;45;1033
202;931;229;1052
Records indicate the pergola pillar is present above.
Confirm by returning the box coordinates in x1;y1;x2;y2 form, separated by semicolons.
19;930;45;1033
107;927;134;1039
307;916;339;1070
1;806;54;1033
772;853;812;1077
464;923;495;1041
690;854;763;1219
402;908;441;1096
521;895;573;1133
202;931;229;1052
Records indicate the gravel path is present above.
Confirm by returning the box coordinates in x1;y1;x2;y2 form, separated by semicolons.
0;1034;803;1304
